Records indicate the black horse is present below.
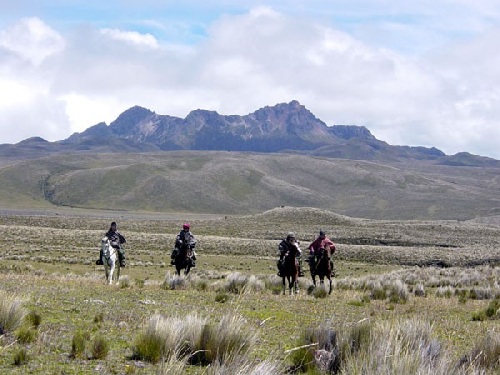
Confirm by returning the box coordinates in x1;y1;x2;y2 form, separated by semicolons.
174;244;195;276
281;245;300;295
310;246;334;294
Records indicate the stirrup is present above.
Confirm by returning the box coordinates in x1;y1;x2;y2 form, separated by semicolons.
120;261;126;267
96;259;103;265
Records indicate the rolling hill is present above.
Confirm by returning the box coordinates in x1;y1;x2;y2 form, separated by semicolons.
0;151;499;220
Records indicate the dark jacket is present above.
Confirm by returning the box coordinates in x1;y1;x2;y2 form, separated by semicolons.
106;230;126;248
175;230;197;250
278;239;301;258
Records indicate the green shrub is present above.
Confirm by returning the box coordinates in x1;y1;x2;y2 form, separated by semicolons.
133;330;165;363
313;287;328;299
371;286;387;300
215;292;230;303
12;347;29;366
16;325;38;344
71;330;90;359
485;299;500;319
91;336;109;360
472;299;500;321
93;312;104;324
25;310;42;329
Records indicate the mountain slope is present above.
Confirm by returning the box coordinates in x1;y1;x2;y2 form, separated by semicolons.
0;151;498;220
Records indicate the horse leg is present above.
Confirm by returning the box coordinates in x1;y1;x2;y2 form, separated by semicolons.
328;277;332;295
109;263;115;285
116;262;120;283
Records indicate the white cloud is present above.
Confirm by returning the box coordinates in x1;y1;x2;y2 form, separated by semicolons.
0;17;64;65
99;28;159;49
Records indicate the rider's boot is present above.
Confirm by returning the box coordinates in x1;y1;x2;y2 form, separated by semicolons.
95;249;104;265
298;257;305;277
118;249;126;267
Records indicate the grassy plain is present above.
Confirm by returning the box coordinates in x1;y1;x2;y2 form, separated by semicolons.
0;206;499;374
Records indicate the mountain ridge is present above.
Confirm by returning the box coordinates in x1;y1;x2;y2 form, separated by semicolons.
0;100;498;168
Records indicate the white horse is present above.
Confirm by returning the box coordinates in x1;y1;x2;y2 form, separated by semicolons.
101;237;121;285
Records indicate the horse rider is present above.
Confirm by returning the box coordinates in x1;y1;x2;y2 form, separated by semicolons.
171;222;197;267
277;232;305;277
96;221;127;267
308;230;336;272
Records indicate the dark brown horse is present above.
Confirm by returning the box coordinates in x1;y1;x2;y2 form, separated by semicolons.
310;246;334;294
281;245;300;295
174;245;194;276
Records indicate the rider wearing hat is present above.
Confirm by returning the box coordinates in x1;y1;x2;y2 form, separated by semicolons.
96;221;127;267
308;230;335;271
277;232;304;277
171;222;197;266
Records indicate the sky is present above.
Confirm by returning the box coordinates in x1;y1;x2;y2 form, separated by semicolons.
1;1;500;159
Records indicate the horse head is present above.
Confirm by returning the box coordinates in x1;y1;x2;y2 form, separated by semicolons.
101;237;110;256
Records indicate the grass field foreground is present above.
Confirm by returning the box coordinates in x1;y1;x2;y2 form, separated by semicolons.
0;207;499;374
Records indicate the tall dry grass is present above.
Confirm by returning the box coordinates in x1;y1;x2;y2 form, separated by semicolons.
0;290;27;333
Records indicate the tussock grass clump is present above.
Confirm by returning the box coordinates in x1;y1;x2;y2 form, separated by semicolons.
135;278;145;288
70;329;91;359
0;290;27;333
12;347;29;366
339;319;373;358
387;279;409;303
119;275;131;289
472;299;500;321
205;354;283;375
313;286;328;299
414;283;426;297
288;324;340;373
264;276;284;295
25;310;42;329
215;292;230;303
133;313;257;366
191;314;257;365
16;324;38;344
292;318;457;374
436;286;454;298
91;335;109;360
93;312;104;324
459;330;500;371
339;318;445;374
221;272;265;294
162;272;188;290
132;313;208;363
